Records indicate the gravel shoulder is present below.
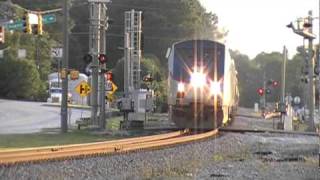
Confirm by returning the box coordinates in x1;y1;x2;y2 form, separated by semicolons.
0;108;319;180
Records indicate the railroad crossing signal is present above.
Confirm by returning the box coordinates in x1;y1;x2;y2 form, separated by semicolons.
0;26;4;44
75;81;91;97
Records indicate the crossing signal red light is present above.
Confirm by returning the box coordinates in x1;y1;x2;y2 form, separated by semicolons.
98;54;107;64
257;88;264;96
272;80;279;87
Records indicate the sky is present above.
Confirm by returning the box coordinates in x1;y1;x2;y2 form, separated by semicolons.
199;0;319;59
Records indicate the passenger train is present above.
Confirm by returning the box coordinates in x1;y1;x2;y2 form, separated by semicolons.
167;40;239;129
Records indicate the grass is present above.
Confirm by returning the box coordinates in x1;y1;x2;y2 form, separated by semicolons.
0;130;118;149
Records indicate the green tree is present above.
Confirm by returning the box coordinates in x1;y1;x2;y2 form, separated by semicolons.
0;59;42;100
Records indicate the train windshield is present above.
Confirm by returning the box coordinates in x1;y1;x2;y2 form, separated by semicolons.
172;40;225;82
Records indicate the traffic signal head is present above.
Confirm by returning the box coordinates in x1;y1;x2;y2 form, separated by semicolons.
257;88;264;96
22;13;32;34
32;13;43;35
0;26;4;44
37;14;43;35
105;71;113;81
98;54;107;64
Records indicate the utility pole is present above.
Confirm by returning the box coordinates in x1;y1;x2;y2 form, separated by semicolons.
60;0;69;133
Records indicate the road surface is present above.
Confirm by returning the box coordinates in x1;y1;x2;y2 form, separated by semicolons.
0;99;90;134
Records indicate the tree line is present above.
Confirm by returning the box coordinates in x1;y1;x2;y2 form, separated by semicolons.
0;0;309;111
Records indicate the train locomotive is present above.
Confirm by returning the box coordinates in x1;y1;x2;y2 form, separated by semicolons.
167;40;239;129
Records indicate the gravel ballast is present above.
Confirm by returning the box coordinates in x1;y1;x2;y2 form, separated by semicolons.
0;132;318;180
1;108;319;179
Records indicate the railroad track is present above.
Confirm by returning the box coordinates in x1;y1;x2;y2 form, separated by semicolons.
220;127;319;136
0;129;219;165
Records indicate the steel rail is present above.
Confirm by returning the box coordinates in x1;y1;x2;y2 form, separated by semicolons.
219;127;318;136
0;130;186;160
0;129;219;165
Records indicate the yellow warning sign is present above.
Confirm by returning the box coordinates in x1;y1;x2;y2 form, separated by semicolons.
75;81;91;97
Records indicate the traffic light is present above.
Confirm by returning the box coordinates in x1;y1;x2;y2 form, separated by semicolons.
22;13;32;34
257;88;264;96
32;14;43;35
0;26;4;44
98;54;107;64
105;71;113;81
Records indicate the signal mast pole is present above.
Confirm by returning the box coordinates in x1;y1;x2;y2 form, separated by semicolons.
61;0;69;133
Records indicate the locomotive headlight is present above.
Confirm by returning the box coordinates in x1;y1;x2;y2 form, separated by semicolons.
210;81;221;96
190;72;206;88
177;82;185;92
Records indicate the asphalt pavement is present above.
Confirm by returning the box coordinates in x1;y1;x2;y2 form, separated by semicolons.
0;99;90;134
